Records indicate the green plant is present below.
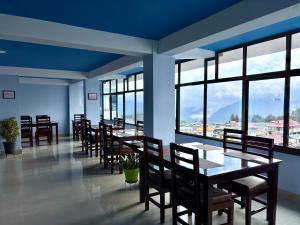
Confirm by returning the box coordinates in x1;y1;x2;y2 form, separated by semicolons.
120;153;139;170
0;117;19;143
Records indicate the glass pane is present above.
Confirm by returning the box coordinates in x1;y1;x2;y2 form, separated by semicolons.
136;73;144;90
103;95;110;120
248;78;284;145
207;81;242;139
207;60;215;80
103;81;110;94
291;33;300;69
124;79;128;91
111;80;116;93
136;91;144;122
289;76;300;148
247;37;286;75
128;76;135;91
180;85;204;135
111;95;117;119
117;94;123;118
218;48;243;78
175;64;178;85
125;92;135;124
181;59;204;83
117;79;124;92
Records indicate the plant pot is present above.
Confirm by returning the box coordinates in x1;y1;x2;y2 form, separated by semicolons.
123;168;139;183
3;142;16;155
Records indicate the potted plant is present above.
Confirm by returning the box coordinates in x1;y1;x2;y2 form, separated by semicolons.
0;117;19;155
120;153;139;183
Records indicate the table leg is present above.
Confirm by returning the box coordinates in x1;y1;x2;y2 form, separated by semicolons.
95;131;99;157
56;124;59;144
139;154;145;203
72;122;75;140
202;181;213;225
267;164;279;225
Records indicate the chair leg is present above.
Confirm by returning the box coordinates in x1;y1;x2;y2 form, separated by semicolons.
172;203;177;225
160;193;165;223
245;196;252;225
145;183;149;211
195;211;201;225
111;153;114;174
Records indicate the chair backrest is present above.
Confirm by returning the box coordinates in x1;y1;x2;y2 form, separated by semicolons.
144;136;164;186
84;119;92;140
36;115;50;130
81;119;88;141
74;114;84;122
170;143;201;208
20;116;32;129
99;122;106;149
103;124;114;150
100;114;104;123
244;135;274;159
113;117;125;128
223;128;245;152
136;120;144;132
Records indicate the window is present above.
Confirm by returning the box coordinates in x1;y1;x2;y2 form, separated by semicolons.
117;94;123;118
180;85;204;135
247;37;286;75
125;92;135;124
175;64;179;85
128;76;135;90
111;80;116;93
111;95;117;119
248;79;284;145
291;33;300;70
136;91;144;122
103;81;110;94
289;76;300;148
207;59;216;80
207;81;242;138
103;95;110;120
181;59;204;83
136;74;144;90
218;48;243;78
117;79;124;92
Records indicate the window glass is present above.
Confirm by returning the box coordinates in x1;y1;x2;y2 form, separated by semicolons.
207;81;242;138
136;91;144;122
291;33;300;69
103;95;110;120
117;94;123;118
181;59;204;83
175;64;179;85
125;92;135;124
136;73;144;90
248;78;284;145
218;48;243;78
207;60;215;80
117;79;124;92
111;95;117;119
247;37;286;75
124;79;128;91
180;85;204;135
128;76;135;91
289;76;300;148
103;81;110;94
111;80;116;93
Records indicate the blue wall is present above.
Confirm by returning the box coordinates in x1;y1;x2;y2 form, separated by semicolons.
0;75;21;150
69;81;84;133
19;84;69;134
176;133;300;196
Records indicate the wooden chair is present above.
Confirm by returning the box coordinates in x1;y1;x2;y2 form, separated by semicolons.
144;136;172;224
136;120;144;132
98;122;106;164
219;135;274;225
35;115;52;146
103;124;132;174
73;114;85;141
100;114;104;123
20;115;33;147
113;117;125;129
223;128;245;152
82;119;98;157
81;118;88;152
170;143;234;225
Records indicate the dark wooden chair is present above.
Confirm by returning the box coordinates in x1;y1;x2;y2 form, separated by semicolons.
170;143;234;225
136;120;144;132
98;122;106;164
82;119;98;157
100;114;104;123
35;115;52;146
223;128;245;151
103;124;132;174
73;114;85;141
144;136;172;224
219;135;274;225
113;117;125;129
20;115;33;147
81;118;88;152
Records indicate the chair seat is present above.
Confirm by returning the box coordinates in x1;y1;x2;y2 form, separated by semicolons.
221;176;268;194
149;170;172;191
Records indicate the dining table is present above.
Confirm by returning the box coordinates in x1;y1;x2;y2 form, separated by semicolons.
127;141;281;225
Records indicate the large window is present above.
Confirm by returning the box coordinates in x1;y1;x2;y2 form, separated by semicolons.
176;30;300;153
102;73;144;124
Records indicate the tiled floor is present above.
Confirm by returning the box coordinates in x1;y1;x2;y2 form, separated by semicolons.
0;138;299;225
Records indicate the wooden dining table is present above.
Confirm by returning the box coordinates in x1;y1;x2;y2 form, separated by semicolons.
128;141;281;225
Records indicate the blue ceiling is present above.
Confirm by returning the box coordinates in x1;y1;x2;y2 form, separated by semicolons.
0;40;121;72
202;16;300;51
0;0;242;40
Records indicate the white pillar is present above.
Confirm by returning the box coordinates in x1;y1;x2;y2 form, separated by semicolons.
143;54;175;144
84;78;100;124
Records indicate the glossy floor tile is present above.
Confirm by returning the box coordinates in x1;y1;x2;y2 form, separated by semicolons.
0;138;299;225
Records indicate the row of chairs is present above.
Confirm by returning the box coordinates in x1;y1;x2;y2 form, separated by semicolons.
142;129;274;225
21;115;53;146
